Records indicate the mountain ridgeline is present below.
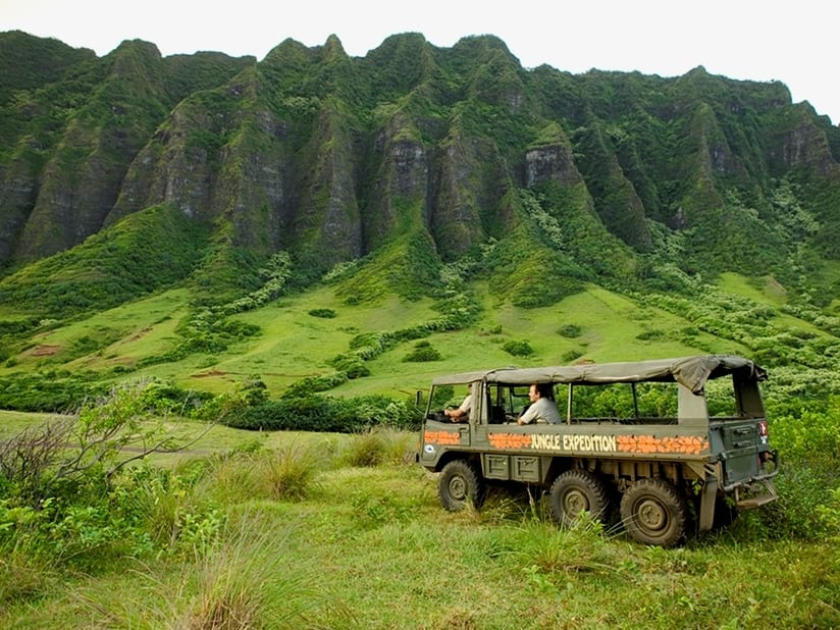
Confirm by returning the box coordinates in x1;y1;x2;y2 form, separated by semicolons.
1;30;840;313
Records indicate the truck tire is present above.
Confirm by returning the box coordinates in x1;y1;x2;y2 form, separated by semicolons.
549;470;611;527
620;478;687;547
439;460;485;511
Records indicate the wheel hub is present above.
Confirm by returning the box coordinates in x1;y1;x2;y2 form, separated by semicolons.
564;490;588;516
637;498;667;531
449;477;467;500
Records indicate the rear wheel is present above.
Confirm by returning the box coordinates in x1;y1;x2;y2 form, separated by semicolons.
439;460;485;511
549;470;611;527
620;478;687;547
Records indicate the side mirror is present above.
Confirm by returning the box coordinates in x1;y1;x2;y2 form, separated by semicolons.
415;390;423;407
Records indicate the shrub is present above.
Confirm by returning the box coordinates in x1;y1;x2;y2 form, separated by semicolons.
561;349;584;363
283;372;349;397
114;464;194;549
228;394;421;433
308;308;336;318
427;385;453;411
503;340;535;357
557;324;582;338
636;329;665;341
237;375;269;406
0;371;108;412
0;384;224;573
329;353;371;379
403;340;442;362
755;407;840;540
138;379;215;415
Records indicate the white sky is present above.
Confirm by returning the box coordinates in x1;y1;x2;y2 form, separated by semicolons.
2;0;837;125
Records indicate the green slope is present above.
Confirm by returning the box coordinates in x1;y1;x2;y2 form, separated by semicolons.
0;204;210;319
6;267;836;410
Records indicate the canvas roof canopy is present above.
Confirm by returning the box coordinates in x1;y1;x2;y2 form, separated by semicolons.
429;355;766;395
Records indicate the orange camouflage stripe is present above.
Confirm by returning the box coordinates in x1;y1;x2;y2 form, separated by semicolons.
616;434;709;455
424;430;462;445
488;433;533;449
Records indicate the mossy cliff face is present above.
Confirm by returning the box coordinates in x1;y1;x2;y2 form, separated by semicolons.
1;31;839;301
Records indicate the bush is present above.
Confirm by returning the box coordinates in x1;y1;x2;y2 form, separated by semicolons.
308;308;336;318
138;379;215;415
227;394;421;433
329;354;371;379
755;407;840;540
557;324;582;338
0;371;108;412
403;340;442;362
0;384;229;577
503;340;534;357
561;349;584;363
283;372;349;397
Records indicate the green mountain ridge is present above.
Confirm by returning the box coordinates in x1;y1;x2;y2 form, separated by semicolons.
1;31;840;409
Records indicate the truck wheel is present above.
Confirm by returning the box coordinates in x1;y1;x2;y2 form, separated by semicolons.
439;460;485;512
549;470;610;527
620;478;687;547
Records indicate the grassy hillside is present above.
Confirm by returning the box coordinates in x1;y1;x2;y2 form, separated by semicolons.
0;204;210;319
0;280;734;398
3;266;834;411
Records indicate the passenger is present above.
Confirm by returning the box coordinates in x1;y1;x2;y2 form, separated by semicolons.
444;384;473;422
517;383;561;425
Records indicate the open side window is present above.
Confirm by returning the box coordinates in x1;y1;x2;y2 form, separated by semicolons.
566;381;678;424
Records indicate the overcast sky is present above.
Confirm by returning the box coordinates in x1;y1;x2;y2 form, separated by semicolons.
2;0;837;125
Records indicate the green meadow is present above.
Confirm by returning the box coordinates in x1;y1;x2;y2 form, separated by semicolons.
4;278;758;401
1;425;838;629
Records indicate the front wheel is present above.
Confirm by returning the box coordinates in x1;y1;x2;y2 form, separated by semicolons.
549;470;611;527
439;460;485;511
620;478;687;547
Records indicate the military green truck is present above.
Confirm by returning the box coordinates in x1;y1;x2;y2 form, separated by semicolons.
417;355;778;547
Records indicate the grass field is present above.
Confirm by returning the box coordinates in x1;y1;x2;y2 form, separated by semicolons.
1;426;837;629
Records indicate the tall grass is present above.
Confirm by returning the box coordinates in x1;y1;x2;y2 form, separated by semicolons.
0;544;57;605
81;509;353;629
1;425;839;628
254;440;327;500
339;426;416;467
